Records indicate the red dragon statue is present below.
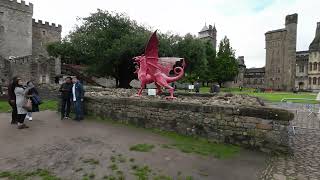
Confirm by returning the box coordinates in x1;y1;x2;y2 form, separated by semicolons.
133;31;185;99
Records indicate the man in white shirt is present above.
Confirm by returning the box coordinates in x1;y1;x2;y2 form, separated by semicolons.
71;76;85;121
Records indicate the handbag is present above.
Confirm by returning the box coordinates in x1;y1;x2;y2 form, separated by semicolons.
23;99;33;111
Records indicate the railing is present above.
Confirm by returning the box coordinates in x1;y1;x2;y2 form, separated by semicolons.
62;64;106;88
280;98;320;134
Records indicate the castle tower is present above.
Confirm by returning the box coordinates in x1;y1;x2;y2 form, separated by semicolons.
265;13;298;90
32;19;62;57
307;22;320;90
284;13;298;91
198;24;217;51
0;0;33;58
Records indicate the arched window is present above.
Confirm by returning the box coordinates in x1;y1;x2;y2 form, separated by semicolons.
314;62;318;71
309;77;312;85
313;77;317;85
309;63;313;71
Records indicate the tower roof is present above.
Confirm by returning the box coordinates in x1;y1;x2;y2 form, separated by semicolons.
309;22;320;52
200;24;209;32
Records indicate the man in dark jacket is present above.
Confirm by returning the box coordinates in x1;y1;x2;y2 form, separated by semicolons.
59;77;73;120
71;76;85;121
8;76;19;124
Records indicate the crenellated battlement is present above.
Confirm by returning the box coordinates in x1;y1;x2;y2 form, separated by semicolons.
0;0;33;14
32;19;62;32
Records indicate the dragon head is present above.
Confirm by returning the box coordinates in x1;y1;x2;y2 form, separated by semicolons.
132;55;145;74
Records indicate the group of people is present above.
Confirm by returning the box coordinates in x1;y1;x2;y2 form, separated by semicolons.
59;76;85;121
7;76;85;129
8;77;41;129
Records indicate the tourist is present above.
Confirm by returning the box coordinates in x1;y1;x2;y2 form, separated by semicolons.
25;81;41;121
14;78;32;129
0;79;4;95
71;76;85;121
8;76;19;124
59;77;73;120
195;81;200;93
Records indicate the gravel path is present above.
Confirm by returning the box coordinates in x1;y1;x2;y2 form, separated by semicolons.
260;103;320;180
0;111;266;180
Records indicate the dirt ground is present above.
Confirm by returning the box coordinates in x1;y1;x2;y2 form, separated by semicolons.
0;111;267;180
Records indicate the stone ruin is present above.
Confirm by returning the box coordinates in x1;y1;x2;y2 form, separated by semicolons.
85;88;265;107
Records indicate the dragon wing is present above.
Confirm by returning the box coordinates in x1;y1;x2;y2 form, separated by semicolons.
145;30;159;65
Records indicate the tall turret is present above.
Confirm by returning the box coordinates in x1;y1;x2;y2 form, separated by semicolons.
265;13;297;91
198;23;217;51
309;22;320;52
284;13;298;91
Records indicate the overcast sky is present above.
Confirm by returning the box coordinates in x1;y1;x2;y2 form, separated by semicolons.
25;0;320;68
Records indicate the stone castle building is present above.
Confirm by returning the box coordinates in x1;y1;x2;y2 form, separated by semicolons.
265;14;298;91
0;0;61;85
228;14;320;91
198;23;217;51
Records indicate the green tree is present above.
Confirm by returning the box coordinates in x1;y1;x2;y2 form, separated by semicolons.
175;34;208;83
48;9;150;88
212;36;238;86
47;9;219;88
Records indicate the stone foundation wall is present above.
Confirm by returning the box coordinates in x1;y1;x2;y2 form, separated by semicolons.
83;96;294;153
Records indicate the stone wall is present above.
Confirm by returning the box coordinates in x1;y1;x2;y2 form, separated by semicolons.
1;55;58;85
265;14;297;91
0;0;33;58
32;19;62;57
83;96;294;153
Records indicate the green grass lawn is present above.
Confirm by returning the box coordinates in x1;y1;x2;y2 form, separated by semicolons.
0;100;58;113
0;101;11;113
237;91;317;103
196;87;318;104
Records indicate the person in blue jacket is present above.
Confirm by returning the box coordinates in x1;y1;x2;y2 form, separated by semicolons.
71;76;85;121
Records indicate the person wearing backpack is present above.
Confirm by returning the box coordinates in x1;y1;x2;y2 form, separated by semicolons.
25;81;41;121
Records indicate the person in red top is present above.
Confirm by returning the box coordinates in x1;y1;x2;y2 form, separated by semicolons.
7;76;19;124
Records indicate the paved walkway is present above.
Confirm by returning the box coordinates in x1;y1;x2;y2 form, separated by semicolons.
0;111;266;180
260;103;320;180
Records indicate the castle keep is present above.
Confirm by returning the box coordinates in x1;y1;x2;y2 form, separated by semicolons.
265;14;297;91
0;0;61;84
228;14;320;91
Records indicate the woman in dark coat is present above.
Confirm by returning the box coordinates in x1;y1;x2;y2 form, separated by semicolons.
25;81;40;121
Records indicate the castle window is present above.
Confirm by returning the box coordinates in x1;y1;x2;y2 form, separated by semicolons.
309;77;312;85
299;65;304;73
254;79;257;84
313;77;317;85
318;63;320;71
314;62;318;71
318;77;320;85
309;63;313;71
42;31;46;35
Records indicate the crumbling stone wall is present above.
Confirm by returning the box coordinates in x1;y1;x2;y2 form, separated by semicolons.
84;96;294;153
3;55;58;84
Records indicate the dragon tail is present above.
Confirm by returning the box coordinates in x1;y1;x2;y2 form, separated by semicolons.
167;67;184;83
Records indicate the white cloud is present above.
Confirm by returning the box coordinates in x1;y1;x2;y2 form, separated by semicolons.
24;0;320;68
